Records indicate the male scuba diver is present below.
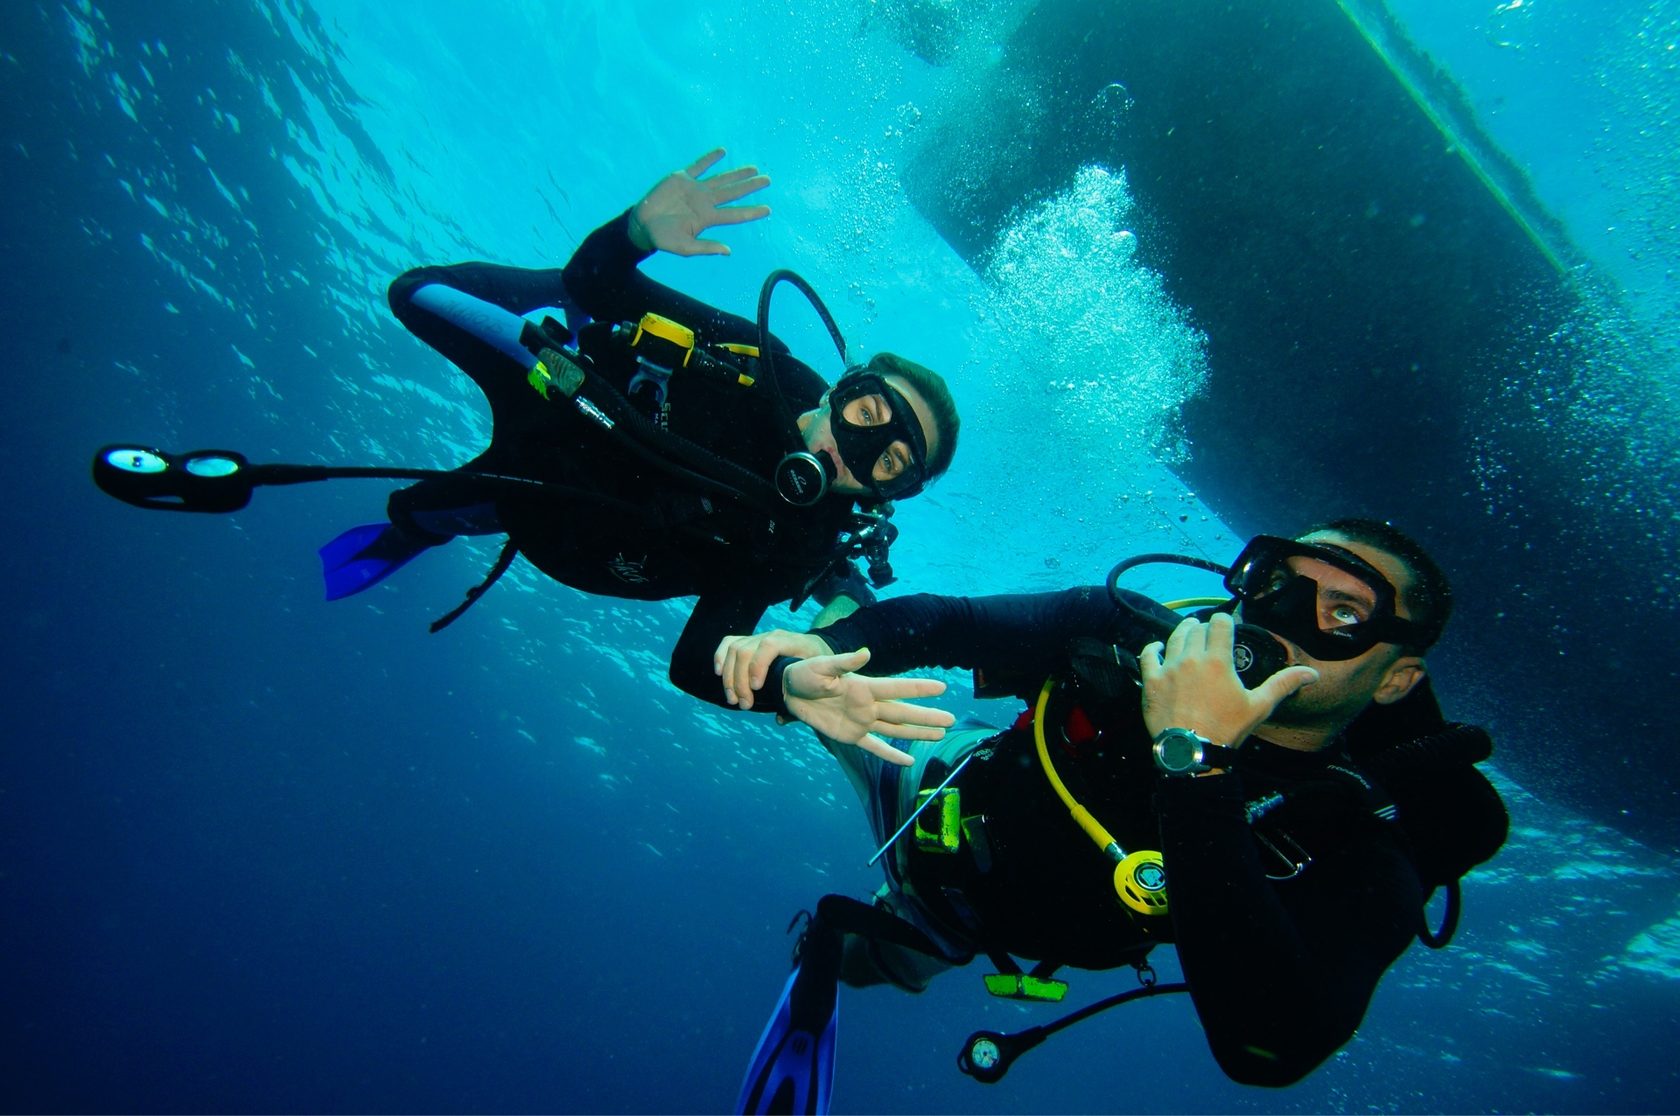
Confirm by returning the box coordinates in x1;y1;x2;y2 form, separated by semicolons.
92;150;960;706
714;519;1508;1111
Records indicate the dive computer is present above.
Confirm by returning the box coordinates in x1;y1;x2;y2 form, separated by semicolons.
1151;728;1239;777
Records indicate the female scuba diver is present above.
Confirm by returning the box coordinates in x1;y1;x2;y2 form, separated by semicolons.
94;149;961;710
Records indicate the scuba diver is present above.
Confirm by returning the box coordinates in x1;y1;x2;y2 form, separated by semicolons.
92;150;960;707
714;519;1508;1112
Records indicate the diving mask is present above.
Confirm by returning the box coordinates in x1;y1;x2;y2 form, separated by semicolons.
828;370;929;500
1224;535;1438;660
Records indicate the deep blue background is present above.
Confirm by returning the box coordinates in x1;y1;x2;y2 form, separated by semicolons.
3;1;1677;1112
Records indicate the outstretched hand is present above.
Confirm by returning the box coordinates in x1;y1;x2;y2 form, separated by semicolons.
628;148;771;257
1139;614;1319;747
784;648;955;766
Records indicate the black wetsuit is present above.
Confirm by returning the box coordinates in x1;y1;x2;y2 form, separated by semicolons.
385;211;861;705
791;588;1441;1087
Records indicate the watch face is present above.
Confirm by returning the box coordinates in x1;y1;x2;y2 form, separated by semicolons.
1156;730;1205;773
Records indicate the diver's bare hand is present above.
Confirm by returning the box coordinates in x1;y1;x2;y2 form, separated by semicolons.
714;629;835;711
628;148;771;256
1139;614;1318;747
783;649;954;766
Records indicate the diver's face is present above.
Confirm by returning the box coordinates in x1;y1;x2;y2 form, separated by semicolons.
800;374;938;497
1241;534;1425;730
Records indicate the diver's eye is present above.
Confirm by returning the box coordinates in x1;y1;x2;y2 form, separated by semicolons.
1319;592;1374;633
873;440;915;481
850;394;890;427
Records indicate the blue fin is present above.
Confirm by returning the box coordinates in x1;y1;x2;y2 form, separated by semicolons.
736;966;838;1116
318;522;429;601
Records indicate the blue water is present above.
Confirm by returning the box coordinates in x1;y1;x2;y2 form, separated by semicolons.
3;0;1678;1112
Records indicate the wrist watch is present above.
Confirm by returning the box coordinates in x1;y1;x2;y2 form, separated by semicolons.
1151;728;1239;777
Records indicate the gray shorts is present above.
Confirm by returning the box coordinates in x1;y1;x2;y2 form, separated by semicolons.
819;726;1001;992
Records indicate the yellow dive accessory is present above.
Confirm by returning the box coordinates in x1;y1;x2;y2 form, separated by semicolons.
1033;678;1169;918
1161;596;1227;611
628;313;762;395
628;313;694;367
715;341;760;386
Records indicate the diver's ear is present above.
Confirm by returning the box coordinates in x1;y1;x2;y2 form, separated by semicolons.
1372;656;1425;705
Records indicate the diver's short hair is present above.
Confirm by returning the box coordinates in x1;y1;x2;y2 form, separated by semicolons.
866;352;959;480
1299;517;1453;651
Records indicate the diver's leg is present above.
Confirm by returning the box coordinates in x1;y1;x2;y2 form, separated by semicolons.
319;472;506;602
738;892;948;1115
837;886;959;992
318;514;437;601
738;902;844;1115
816;729;990;989
738;728;986;1115
387;475;504;539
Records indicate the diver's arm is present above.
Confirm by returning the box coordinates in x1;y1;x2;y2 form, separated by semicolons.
559;153;819;381
387;159;761;346
712;566;871;712
723;586;1174;715
625;147;771;257
560;209;776;350
562;147;770;342
808;587;1134;678
558;209;654;320
670;591;779;709
1157;777;1423;1085
562;147;769;313
679;595;952;758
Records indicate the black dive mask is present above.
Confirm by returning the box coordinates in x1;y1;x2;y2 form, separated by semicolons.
1225;535;1437;661
828;370;929;500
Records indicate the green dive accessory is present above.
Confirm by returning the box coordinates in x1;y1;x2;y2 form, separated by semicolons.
913;786;963;854
867;751;978;867
982;972;1068;1002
